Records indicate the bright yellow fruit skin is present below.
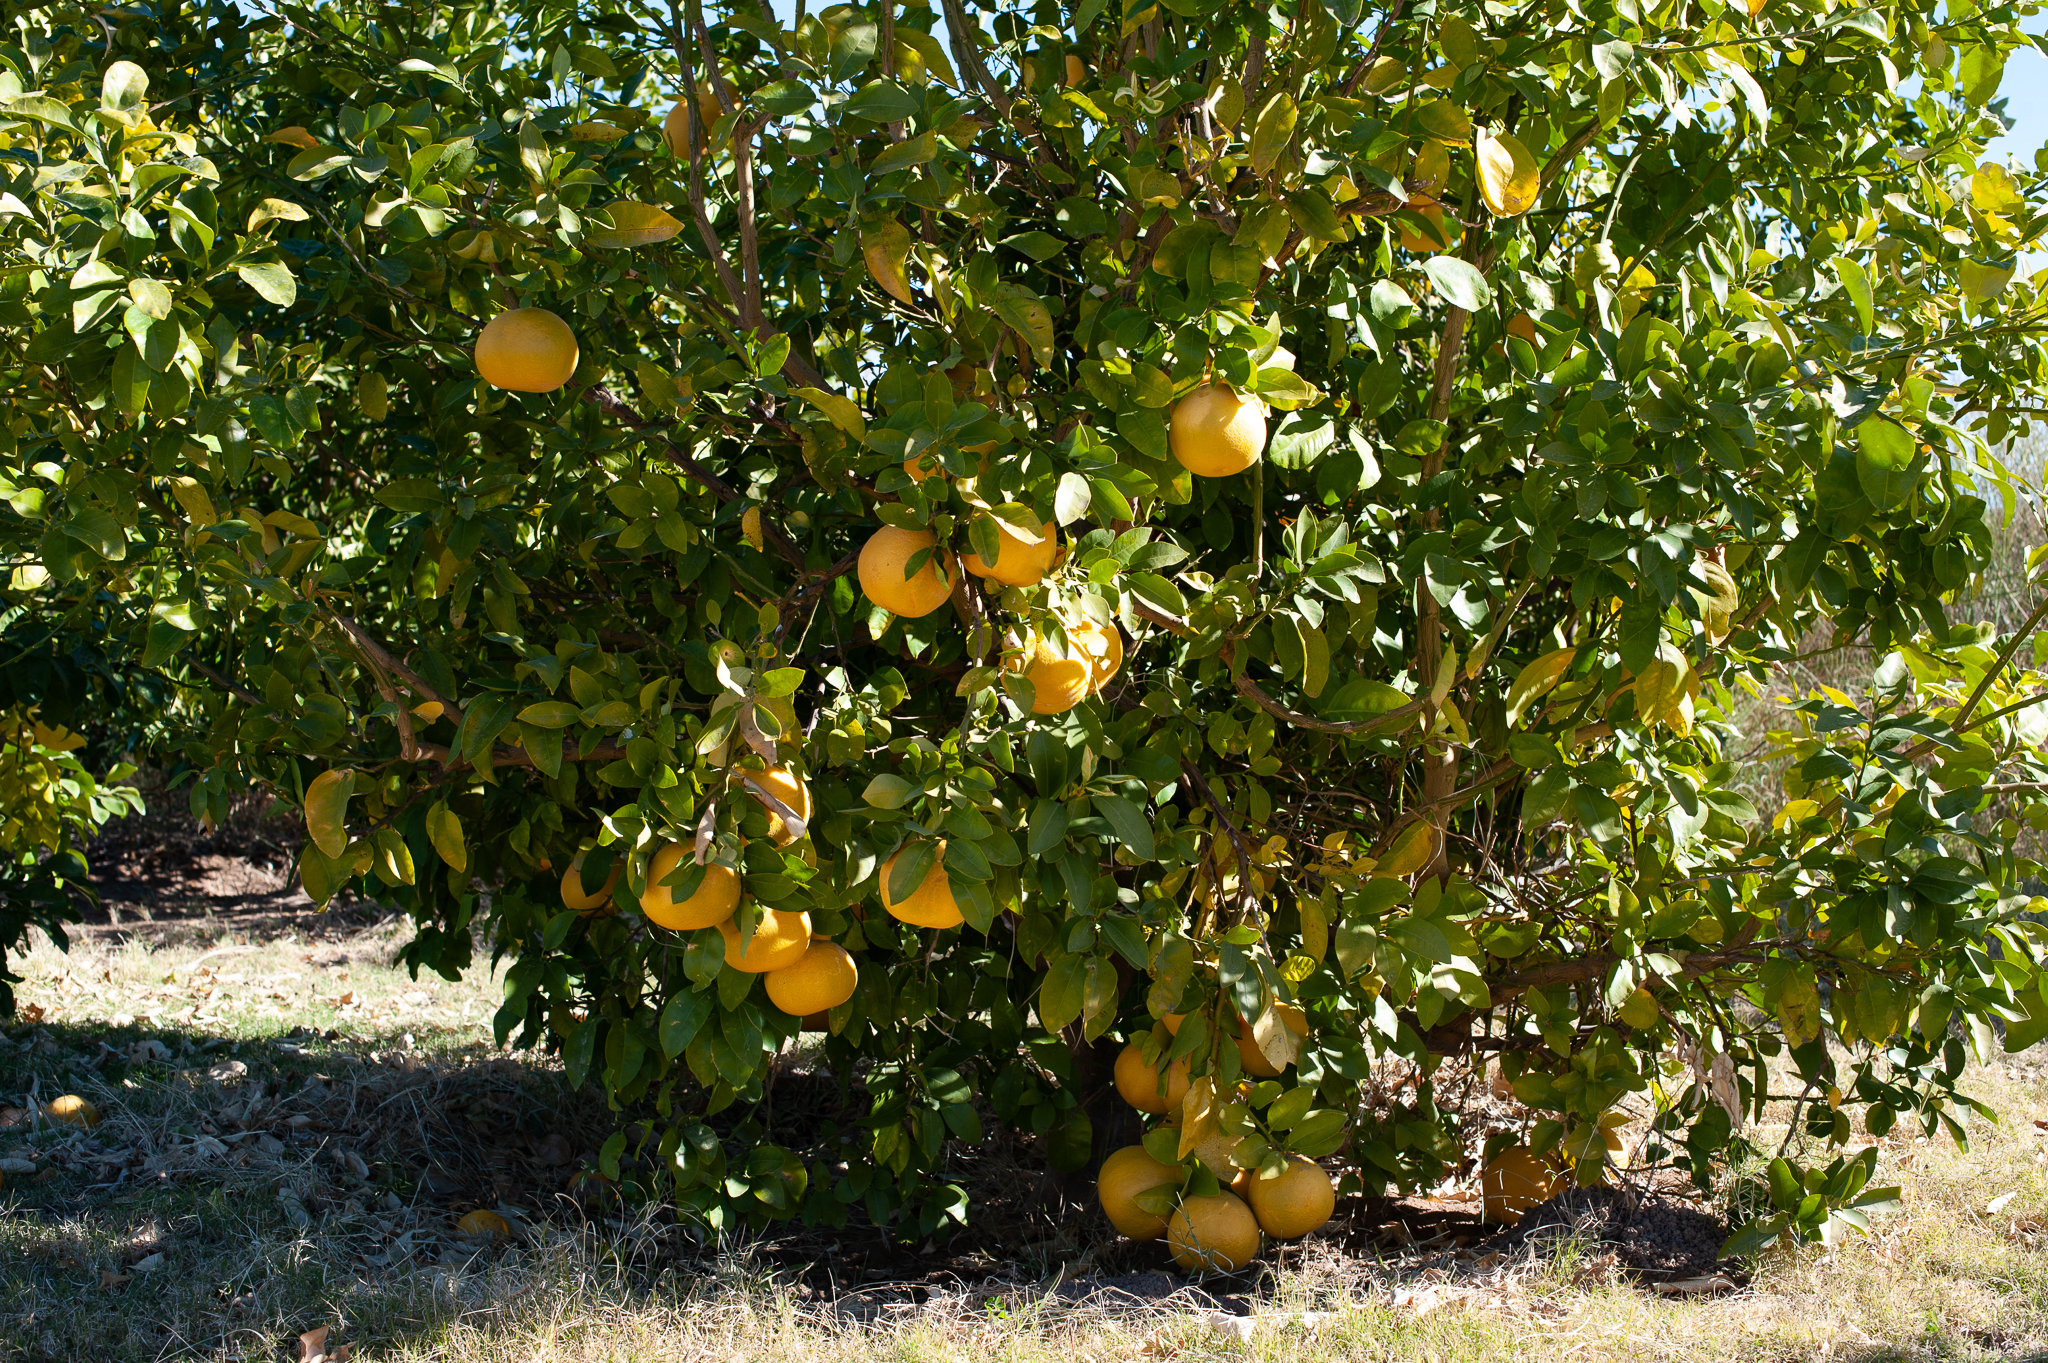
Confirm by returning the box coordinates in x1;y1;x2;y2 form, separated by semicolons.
1169;383;1266;477
742;766;812;846
46;1095;100;1129
765;940;859;1015
963;517;1058;587
1247;1155;1336;1239
858;526;954;617
640;845;741;930
1098;1145;1179;1241
474;308;579;393
718;907;813;972
561;852;621;914
1113;1042;1190;1114
880;844;965;929
1167;1192;1262;1273
1073;617;1123;692
1015;635;1091;715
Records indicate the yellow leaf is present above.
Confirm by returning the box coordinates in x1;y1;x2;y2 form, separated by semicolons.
413;701;445;722
1177;1074;1217;1160
265;126;320;149
1692;559;1740;642
166;476;216;527
1504;647;1576;727
426;800;467;872
792;386;867;437
1251;1004;1303;1069
741;506;764;552
1475;128;1539;218
861;218;916;305
1746;0;1768;14
1412;141;1450;198
247;197;310;232
1375;820;1439;878
304;769;353;859
584;201;684;249
569;121;630;142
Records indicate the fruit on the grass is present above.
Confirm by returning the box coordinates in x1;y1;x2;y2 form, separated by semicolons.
742;766;812;846
457;1208;512;1239
717;907;813;972
474;308;578;393
765;940;859;1015
1097;1145;1180;1241
1014;633;1091;715
46;1095;100;1129
1247;1155;1336;1238
858;526;953;617
1114;1042;1190;1114
1481;1146;1559;1224
560;851;620;913
639;844;740;930
1169;383;1266;477
1167;1191;1261;1272
880;844;964;929
963;516;1058;587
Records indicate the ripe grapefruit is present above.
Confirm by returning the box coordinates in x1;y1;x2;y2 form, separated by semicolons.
661;90;726;155
45;1095;100;1129
1013;633;1091;715
1167;1191;1261;1272
718;907;813;972
1113;1042;1189;1114
640;844;740;930
560;851;620;914
1247;1155;1335;1238
742;766;811;845
456;1208;512;1239
963;516;1058;587
765;940;858;1015
1073;617;1123;692
858;526;954;617
880;844;964;929
1480;1146;1559;1225
1169;383;1266;477
474;308;579;393
1097;1145;1179;1240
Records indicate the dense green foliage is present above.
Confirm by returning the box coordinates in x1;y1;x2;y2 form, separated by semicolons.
8;0;2048;1250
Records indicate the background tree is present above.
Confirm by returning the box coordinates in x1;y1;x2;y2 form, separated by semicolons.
7;0;2048;1251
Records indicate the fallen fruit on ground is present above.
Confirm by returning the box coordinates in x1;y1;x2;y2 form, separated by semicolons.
45;1095;99;1129
1114;1042;1190;1114
858;526;953;617
1247;1155;1336;1239
1167;1191;1261;1273
717;908;813;973
1097;1144;1180;1241
639;846;740;930
455;1209;512;1239
473;307;578;393
879;843;964;929
765;940;859;1015
1169;383;1266;477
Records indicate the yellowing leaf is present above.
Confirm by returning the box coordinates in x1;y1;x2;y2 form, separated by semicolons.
166;476;216;527
247;197;310;232
304;769;353;858
861;218;916;305
584;201;684;249
1505;647;1576;726
569;121;630;142
426;800;468;872
1746;0;1768;14
1177;1074;1217;1160
792;386;867;436
1375;820;1439;878
265;125;320;149
1250;93;1298;175
1251;1004;1303;1069
741;506;764;552
1692;559;1740;643
1475;128;1539;217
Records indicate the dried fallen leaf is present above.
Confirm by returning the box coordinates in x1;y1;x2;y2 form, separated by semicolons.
1987;1190;2020;1215
99;1270;132;1289
298;1325;330;1362
131;1252;165;1273
1652;1274;1737;1296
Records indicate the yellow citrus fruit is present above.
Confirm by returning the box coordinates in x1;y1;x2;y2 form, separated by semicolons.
456;1208;513;1239
880;843;964;929
1247;1155;1335;1239
1162;1012;1186;1034
904;450;944;482
1072;617;1123;693
858;526;954;617
1506;311;1538;345
1169;383;1266;477
718;907;813;973
1064;54;1086;86
474;308;579;393
742;766;812;846
1098;1145;1180;1241
1481;1146;1559;1225
1233;1003;1308;1078
1013;634;1091;715
561;851;621;914
640;844;741;930
661;91;726;155
765;940;859;1015
963;517;1058;587
1113;1042;1190;1114
1167;1191;1261;1273
46;1095;100;1129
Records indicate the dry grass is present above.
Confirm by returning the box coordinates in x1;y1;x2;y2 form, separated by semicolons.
5;925;2048;1362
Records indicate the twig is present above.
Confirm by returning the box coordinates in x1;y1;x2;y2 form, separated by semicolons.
1181;760;1255;919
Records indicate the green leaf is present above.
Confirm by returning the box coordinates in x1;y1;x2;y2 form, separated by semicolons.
236;262;298;308
1090;794;1156;860
1054;471;1092;525
989;283;1054;366
1854;417;1919;510
659;989;714;1057
1249;93;1298;175
863;773;916;808
517;699;581;728
1832;256;1873;334
426;801;467;871
1421;256;1490;311
101;60;149;111
870;130;936;175
844;78;919;122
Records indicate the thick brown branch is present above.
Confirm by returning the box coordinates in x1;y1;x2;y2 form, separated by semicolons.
939;0;1009;114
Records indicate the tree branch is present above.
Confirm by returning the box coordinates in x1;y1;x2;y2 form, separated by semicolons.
1181;759;1257;920
1235;670;1427;736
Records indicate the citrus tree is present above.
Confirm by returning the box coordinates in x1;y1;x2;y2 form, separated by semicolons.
9;0;2048;1252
